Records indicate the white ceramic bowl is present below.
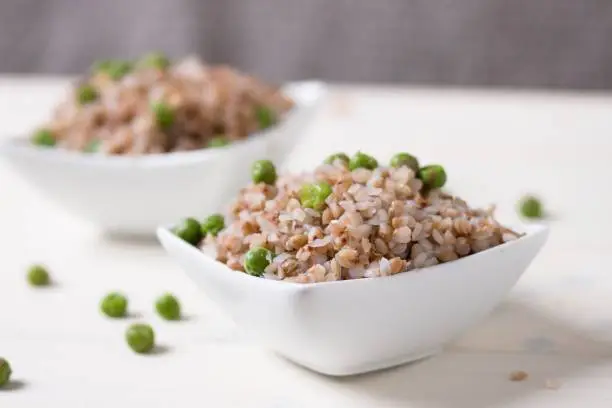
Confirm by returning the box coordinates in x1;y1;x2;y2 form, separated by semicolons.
0;81;326;235
157;223;549;376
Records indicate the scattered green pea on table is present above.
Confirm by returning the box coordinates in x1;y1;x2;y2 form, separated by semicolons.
100;292;128;318
251;160;277;184
0;358;11;388
155;294;181;321
349;151;378;171
519;195;543;219
27;264;50;287
244;247;274;277
126;323;155;354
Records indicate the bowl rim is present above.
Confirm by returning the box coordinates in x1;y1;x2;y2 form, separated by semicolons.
0;80;327;169
157;222;550;288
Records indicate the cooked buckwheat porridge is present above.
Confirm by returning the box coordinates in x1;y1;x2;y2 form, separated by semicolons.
175;152;521;283
30;53;294;155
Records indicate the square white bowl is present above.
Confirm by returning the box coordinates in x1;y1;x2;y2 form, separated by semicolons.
0;81;327;235
157;223;549;376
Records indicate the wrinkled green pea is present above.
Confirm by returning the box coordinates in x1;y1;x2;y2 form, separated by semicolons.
299;181;333;210
244;247;273;277
417;165;447;189
349;152;378;171
251;160;277;184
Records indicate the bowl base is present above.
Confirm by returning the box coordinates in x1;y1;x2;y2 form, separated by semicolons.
282;347;442;377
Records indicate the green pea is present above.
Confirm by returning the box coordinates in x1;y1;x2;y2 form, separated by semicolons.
324;153;350;166
255;106;276;130
417;165;447;189
519;195;543;219
138;52;170;70
31;129;56;147
151;102;174;129
92;59;113;72
349;152;378;171
93;59;132;80
77;84;98;105
109;63;132;80
173;218;203;245
390;152;419;173
299;181;333;210
251;160;277;184
27;264;50;287
125;323;155;354
155;293;181;321
201;214;225;237
0;358;11;388
93;59;115;76
100;292;128;318
84;139;102;153
244;247;274;277
208;136;230;148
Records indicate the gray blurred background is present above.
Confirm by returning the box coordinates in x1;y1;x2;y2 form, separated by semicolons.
1;0;611;89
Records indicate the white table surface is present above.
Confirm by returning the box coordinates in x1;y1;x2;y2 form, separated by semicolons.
2;76;612;407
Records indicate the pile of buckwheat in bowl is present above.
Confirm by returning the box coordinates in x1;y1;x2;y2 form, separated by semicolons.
30;53;294;155
173;151;521;283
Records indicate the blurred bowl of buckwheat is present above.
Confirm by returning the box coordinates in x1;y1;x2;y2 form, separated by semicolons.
0;53;327;235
